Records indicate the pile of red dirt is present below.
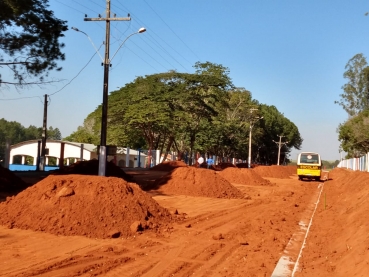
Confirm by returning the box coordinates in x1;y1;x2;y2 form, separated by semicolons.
153;167;245;199
0;164;27;192
218;167;273;186
52;160;132;181
0;174;174;239
150;161;188;172
253;165;296;178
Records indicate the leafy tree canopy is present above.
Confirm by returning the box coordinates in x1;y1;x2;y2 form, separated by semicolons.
336;53;369;116
69;62;303;165
0;0;68;89
338;110;369;158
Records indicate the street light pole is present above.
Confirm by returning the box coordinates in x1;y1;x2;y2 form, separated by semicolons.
76;0;145;176
247;114;263;168
248;124;253;168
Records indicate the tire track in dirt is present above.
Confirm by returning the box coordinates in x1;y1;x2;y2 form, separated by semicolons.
123;199;255;277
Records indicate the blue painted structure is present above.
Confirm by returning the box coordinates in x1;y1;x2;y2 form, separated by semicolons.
9;164;59;172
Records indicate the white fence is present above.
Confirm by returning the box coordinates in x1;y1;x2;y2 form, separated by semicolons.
337;153;369;172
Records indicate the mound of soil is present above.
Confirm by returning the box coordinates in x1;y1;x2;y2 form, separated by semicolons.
0;174;174;239
297;168;369;276
154;167;245;199
0;164;27;192
253;165;296;178
150;161;188;172
52;160;132;181
218;167;273;186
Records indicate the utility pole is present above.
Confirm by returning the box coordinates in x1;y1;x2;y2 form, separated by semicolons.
273;135;288;165
247;108;263;168
40;94;48;171
84;0;130;176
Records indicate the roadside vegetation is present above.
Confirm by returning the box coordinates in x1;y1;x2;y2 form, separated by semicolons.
336;53;369;159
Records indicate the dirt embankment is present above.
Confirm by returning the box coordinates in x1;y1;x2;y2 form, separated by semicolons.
295;168;369;276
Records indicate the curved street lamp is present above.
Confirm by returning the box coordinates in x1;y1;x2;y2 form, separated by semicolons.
72;27;146;175
110;28;146;61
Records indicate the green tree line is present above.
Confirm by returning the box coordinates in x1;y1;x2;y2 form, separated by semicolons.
65;62;303;165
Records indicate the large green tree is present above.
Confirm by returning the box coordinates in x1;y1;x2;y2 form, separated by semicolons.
0;0;68;88
66;62;303;165
338;110;369;158
336;53;369;157
336;53;369;116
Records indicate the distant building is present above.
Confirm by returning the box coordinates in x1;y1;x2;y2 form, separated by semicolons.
8;140;148;171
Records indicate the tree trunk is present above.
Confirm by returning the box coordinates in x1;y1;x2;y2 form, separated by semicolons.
162;137;174;162
173;139;184;161
189;133;195;166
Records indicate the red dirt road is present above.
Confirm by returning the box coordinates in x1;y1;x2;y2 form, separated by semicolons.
0;165;368;276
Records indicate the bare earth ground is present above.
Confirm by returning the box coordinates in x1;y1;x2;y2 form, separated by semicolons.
0;164;368;277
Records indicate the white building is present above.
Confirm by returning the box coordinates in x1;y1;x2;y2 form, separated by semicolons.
8;140;149;169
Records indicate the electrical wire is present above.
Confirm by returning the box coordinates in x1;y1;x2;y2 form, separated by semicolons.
49;43;103;96
54;0;91;16
112;1;194;71
71;0;102;15
142;0;201;61
0;95;43;102
108;27;177;71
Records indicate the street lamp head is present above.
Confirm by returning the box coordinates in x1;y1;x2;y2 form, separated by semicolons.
71;27;79;32
138;27;146;33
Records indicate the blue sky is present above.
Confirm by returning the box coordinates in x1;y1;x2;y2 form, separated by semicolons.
1;0;368;161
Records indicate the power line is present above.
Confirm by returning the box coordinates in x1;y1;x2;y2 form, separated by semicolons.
54;0;92;15
0;95;43;102
112;1;193;72
71;0;102;15
142;0;201;62
49;43;103;96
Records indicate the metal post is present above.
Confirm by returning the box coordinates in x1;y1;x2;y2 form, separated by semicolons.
248;125;252;168
59;142;65;169
277;135;282;166
80;144;84;161
36;140;41;171
97;1;111;176
83;1;132;176
274;135;288;166
40;94;48;171
4;139;11;168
